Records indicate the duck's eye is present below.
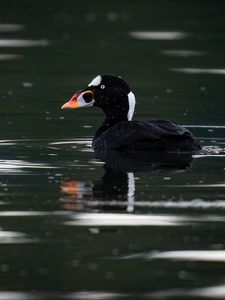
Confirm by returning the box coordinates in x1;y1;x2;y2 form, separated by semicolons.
100;85;105;89
83;92;93;103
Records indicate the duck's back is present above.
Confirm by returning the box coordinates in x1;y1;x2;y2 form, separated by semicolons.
93;119;201;153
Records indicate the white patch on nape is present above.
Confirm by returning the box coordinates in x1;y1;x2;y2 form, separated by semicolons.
88;75;102;87
127;91;136;121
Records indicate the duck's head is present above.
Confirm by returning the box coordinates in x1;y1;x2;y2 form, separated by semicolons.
61;75;136;121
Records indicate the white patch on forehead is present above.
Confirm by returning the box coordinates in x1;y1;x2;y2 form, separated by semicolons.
127;91;136;121
88;75;102;86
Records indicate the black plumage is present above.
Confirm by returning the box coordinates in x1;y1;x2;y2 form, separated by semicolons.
93;119;201;153
62;74;202;154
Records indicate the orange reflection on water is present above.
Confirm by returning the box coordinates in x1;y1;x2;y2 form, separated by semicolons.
60;180;93;211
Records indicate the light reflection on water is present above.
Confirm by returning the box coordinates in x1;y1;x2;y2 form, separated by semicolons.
0;54;22;61
0;39;50;47
0;23;24;32
130;31;189;40
65;199;225;210
0;160;57;174
0;231;37;244
64;213;189;227
0;112;224;293
148;284;225;299
172;68;225;75
161;50;206;57
117;250;225;262
0;291;125;300
1;1;225;296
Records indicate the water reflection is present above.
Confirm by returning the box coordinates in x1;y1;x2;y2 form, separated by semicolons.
60;168;135;212
161;50;206;57
0;230;37;244
172;68;225;75
60;152;193;213
64;213;186;227
1;0;225;297
0;39;49;47
94;150;193;172
130;31;189;40
149;250;225;262
0;159;57;174
0;23;24;32
66;291;124;299
0;54;22;61
118;250;225;262
148;284;225;299
61;181;93;211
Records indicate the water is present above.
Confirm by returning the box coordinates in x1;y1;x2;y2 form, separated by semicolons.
1;0;225;299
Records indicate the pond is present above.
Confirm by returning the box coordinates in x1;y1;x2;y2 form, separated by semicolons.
1;0;225;299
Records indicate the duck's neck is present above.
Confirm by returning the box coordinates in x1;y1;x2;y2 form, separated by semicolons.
93;91;136;140
95;115;128;140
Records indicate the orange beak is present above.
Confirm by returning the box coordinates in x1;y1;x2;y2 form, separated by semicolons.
61;90;94;109
61;92;81;109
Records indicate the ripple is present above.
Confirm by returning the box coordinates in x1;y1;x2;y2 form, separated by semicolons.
172;68;225;75
83;199;225;209
0;23;24;32
0;291;126;300
117;250;225;262
171;183;225;188
66;291;123;299
0;230;36;244
49;139;92;145
151;250;225;262
191;284;225;299
0;292;31;300
194;145;225;157
148;285;225;299
161;49;206;57
0;159;57;174
130;31;189;40
184;125;225;129
0;54;22;61
0;39;49;47
64;213;190;227
0;211;70;217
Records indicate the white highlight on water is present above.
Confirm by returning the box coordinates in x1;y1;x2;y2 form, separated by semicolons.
172;68;225;75
49;139;92;145
0;23;24;32
84;199;225;209
118;249;225;263
191;284;225;299
66;291;122;299
148;284;225;299
130;31;189;40
0;211;70;217
161;49;206;57
150;250;225;262
0;54;22;60
0;160;57;173
184;125;225;129
0;39;49;47
64;213;190;227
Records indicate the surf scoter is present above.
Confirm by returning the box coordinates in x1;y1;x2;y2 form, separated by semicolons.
61;75;201;153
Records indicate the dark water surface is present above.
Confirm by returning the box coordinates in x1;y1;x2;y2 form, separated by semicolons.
1;0;225;299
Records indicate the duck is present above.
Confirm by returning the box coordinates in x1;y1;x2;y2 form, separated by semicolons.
61;74;202;154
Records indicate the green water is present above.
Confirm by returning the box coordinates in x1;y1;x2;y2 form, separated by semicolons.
1;0;225;299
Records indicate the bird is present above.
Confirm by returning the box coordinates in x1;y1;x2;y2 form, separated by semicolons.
61;74;202;154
